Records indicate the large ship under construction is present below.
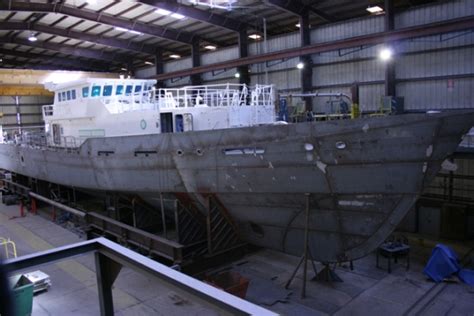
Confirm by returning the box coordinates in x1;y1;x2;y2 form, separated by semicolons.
0;77;472;264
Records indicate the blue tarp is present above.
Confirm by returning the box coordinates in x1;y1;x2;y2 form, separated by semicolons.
458;269;474;286
423;244;460;283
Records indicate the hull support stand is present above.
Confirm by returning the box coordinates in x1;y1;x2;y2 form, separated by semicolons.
285;193;318;298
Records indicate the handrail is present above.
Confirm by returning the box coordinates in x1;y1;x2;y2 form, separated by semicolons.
157;83;273;109
2;238;277;316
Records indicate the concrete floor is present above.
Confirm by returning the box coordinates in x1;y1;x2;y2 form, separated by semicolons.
1;202;474;315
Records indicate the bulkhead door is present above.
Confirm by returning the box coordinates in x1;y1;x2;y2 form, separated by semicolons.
183;113;193;132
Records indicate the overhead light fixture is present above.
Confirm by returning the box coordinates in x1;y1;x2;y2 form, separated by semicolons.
115;27;142;35
366;5;384;14
155;8;185;19
169;54;181;59
204;45;217;50
248;34;261;40
156;8;172;15
296;62;304;69
295;23;301;28
171;13;185;19
234;72;240;78
190;0;237;10
28;34;38;42
0;58;2;63
379;48;393;61
144;61;154;65
120;67;128;71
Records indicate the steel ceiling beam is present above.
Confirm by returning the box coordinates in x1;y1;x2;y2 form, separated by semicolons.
0;21;183;56
264;0;335;22
136;0;247;32
0;47;111;72
0;36;132;65
152;16;474;81
0;1;197;45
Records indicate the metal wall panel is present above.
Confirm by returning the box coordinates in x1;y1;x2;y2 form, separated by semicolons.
205;78;239;85
359;84;385;111
19;105;42;114
202;68;238;81
256;69;300;91
135;66;155;79
20;115;42;124
251;57;299;73
0;106;16;114
249;33;300;55
397;78;474;110
202;47;239;64
401;32;474;53
0;96;15;104
164;76;191;87
311;16;384;43
164;58;192;73
313;59;385;86
1;116;17;126
396;0;474;28
397;47;474;79
313;45;381;64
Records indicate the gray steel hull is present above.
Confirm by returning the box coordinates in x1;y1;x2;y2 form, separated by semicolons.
1;111;473;262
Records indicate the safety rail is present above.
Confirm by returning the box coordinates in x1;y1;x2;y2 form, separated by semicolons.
12;132;80;151
3;238;277;316
156;83;274;109
0;237;17;259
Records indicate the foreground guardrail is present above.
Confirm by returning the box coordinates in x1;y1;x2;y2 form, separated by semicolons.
3;237;276;316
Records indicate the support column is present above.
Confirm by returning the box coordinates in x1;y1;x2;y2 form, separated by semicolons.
238;28;250;86
155;48;165;88
95;253;122;316
384;0;396;97
300;12;313;112
127;61;134;78
14;96;21;134
190;38;202;86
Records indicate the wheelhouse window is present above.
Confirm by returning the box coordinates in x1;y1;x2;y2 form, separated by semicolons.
61;92;66;101
58;93;62;102
134;85;142;93
125;85;133;96
103;85;113;96
116;85;124;95
71;89;76;100
82;87;89;98
91;85;101;97
66;90;71;100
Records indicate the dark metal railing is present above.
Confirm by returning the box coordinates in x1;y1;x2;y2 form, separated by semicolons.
3;238;276;316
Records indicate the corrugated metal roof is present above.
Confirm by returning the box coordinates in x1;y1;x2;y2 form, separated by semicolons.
0;0;438;72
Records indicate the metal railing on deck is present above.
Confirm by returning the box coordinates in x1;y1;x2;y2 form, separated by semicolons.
12;132;80;152
157;83;274;109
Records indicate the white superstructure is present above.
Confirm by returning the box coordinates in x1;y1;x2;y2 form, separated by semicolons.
41;78;275;147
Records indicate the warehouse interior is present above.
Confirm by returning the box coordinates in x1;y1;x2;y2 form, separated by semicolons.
0;0;473;315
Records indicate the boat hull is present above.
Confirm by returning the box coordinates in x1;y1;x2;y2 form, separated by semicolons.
1;111;473;262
